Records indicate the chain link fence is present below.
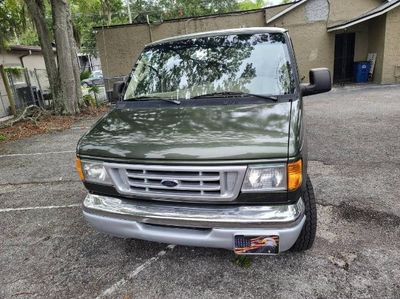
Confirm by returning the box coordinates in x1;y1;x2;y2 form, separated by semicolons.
0;91;10;118
0;67;51;117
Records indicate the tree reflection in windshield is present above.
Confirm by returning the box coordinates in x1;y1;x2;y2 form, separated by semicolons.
124;33;295;100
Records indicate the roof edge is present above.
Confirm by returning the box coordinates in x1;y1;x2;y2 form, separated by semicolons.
266;0;308;24
327;0;400;32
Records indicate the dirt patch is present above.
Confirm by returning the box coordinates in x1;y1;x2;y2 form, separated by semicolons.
0;106;109;143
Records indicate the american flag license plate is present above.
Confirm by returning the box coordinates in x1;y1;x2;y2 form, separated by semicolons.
234;235;279;255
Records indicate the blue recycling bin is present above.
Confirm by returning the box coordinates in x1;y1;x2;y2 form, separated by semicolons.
353;61;371;83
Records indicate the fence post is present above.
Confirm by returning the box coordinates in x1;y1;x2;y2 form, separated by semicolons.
0;64;17;116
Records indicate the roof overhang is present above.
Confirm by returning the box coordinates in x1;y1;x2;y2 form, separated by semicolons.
327;0;400;32
266;0;308;24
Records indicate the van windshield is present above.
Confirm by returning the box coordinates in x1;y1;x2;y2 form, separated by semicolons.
124;33;295;101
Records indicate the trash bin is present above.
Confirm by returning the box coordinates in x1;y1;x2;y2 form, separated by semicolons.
353;61;371;83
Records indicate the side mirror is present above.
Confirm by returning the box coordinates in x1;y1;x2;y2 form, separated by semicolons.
111;81;126;103
301;68;331;97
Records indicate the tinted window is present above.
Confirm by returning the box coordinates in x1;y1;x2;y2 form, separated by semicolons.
124;33;295;100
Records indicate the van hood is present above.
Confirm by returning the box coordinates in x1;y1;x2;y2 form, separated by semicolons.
78;102;291;161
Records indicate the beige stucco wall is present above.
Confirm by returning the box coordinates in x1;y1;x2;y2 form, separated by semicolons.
0;52;21;67
22;54;47;70
266;4;334;82
352;23;369;62
328;0;382;25
382;7;400;84
368;15;387;83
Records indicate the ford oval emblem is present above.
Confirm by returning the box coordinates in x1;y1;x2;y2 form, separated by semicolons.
161;179;179;188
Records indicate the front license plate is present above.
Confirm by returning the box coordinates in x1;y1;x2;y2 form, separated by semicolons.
234;235;279;255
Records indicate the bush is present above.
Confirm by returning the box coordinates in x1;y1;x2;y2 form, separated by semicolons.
80;70;91;81
0;134;6;142
82;94;97;108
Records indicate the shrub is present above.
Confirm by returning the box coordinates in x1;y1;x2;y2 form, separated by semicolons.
80;70;91;81
82;94;97;108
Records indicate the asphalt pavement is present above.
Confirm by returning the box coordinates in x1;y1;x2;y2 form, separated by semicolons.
1;84;399;298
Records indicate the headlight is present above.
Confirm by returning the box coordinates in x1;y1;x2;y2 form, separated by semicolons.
241;160;302;192
242;164;287;192
76;158;112;185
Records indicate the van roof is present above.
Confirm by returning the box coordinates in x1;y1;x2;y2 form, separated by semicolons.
146;27;287;47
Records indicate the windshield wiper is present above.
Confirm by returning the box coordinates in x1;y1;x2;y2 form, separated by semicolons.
125;96;181;104
190;91;278;102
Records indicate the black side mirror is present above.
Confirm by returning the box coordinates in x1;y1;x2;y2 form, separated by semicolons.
301;68;331;97
111;81;126;103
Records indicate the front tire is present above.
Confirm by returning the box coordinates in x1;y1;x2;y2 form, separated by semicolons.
290;175;317;252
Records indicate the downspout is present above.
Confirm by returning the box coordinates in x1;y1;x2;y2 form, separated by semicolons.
19;50;32;68
19;50;36;105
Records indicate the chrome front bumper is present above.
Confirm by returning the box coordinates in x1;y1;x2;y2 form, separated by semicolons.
83;194;305;252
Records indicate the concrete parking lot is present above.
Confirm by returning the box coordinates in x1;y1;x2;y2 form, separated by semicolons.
1;85;399;298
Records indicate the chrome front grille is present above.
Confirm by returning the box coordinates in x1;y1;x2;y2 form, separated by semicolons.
104;163;247;202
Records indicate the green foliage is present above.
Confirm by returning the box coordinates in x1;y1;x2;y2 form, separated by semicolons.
238;0;265;10
4;67;23;76
234;255;253;268
71;0;126;54
88;84;100;95
0;134;6;142
82;94;97;108
0;0;27;48
17;28;40;46
80;70;91;81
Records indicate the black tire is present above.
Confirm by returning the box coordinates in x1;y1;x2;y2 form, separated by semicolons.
290;175;317;252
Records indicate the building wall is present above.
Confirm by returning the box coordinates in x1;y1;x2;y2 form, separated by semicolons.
21;54;47;71
96;3;336;83
0;51;49;116
0;53;19;116
368;15;387;83
95;0;399;86
266;3;334;82
327;0;383;25
382;7;400;84
352;23;369;62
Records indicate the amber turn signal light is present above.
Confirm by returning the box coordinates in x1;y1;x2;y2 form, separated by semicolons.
288;159;302;191
75;158;85;181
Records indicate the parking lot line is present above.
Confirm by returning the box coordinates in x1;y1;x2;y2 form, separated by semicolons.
96;245;175;298
0;204;80;213
0;150;75;158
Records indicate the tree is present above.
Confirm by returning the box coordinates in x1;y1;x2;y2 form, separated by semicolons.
50;0;81;113
0;0;27;48
238;0;265;10
23;0;81;114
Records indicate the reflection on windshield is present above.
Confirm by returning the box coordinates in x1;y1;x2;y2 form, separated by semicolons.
124;33;295;100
